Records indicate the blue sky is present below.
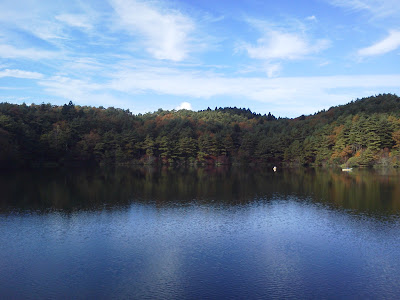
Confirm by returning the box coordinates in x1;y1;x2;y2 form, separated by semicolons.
0;0;399;117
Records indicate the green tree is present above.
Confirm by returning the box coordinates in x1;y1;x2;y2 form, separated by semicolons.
143;135;155;157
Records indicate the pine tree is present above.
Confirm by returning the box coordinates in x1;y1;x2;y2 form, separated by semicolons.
143;135;155;157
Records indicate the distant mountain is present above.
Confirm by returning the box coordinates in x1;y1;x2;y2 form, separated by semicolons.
1;94;400;168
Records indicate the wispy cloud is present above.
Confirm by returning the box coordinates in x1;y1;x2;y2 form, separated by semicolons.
319;61;331;67
0;0;399;117
18;57;399;116
242;31;330;60
107;65;400;112
37;75;129;108
0;1;102;45
306;15;317;21
0;1;64;42
240;19;330;63
110;0;195;61
62;57;105;72
0;87;27;90
358;30;400;56
0;44;56;60
0;69;44;79
265;63;282;78
55;14;93;30
39;76;102;100
327;0;400;18
328;0;371;12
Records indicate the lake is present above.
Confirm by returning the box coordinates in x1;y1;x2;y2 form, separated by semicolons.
1;167;400;299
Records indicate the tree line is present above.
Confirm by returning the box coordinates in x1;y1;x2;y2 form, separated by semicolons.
1;94;400;168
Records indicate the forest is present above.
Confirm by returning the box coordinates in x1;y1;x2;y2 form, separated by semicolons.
1;93;400;168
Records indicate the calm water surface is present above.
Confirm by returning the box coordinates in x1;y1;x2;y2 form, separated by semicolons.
1;167;400;299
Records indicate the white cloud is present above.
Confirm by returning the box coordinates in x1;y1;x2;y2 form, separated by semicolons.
108;66;400;104
265;63;282;78
241;19;330;62
38;75;129;109
30;62;400;117
0;69;44;79
55;14;93;30
0;87;26;90
327;0;400;18
319;61;331;67
358;30;400;56
176;102;192;110
243;30;330;60
0;0;398;118
0;44;56;60
0;2;64;41
110;0;195;61
0;1;103;45
63;57;104;72
39;76;102;99
328;0;371;11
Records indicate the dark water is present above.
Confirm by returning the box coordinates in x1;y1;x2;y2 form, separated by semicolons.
1;167;400;299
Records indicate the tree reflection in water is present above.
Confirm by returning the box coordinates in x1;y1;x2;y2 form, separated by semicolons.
1;167;400;217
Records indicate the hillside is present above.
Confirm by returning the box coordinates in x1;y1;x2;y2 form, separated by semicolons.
1;93;400;168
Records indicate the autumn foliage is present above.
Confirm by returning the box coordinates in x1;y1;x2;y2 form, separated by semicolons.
1;94;400;168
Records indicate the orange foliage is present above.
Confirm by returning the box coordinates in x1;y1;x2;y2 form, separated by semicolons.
82;131;100;145
155;114;179;129
327;125;344;146
331;151;340;159
392;129;400;148
238;121;252;130
340;145;353;158
197;120;206;127
333;125;344;136
387;115;398;124
249;118;258;125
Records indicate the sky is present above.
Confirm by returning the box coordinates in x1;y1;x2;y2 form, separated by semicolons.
0;0;399;117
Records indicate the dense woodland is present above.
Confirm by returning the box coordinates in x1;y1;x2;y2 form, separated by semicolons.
1;93;400;168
